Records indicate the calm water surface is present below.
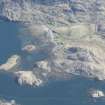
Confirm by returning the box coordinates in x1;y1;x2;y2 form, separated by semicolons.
0;20;21;64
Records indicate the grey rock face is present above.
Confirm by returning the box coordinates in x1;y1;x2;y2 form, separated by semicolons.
1;0;105;86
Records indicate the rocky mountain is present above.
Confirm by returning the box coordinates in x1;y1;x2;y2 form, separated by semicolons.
0;0;105;87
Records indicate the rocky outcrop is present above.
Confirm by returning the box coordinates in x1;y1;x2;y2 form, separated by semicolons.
0;55;21;71
89;89;105;98
22;44;36;53
63;41;105;80
0;99;20;105
14;71;43;87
